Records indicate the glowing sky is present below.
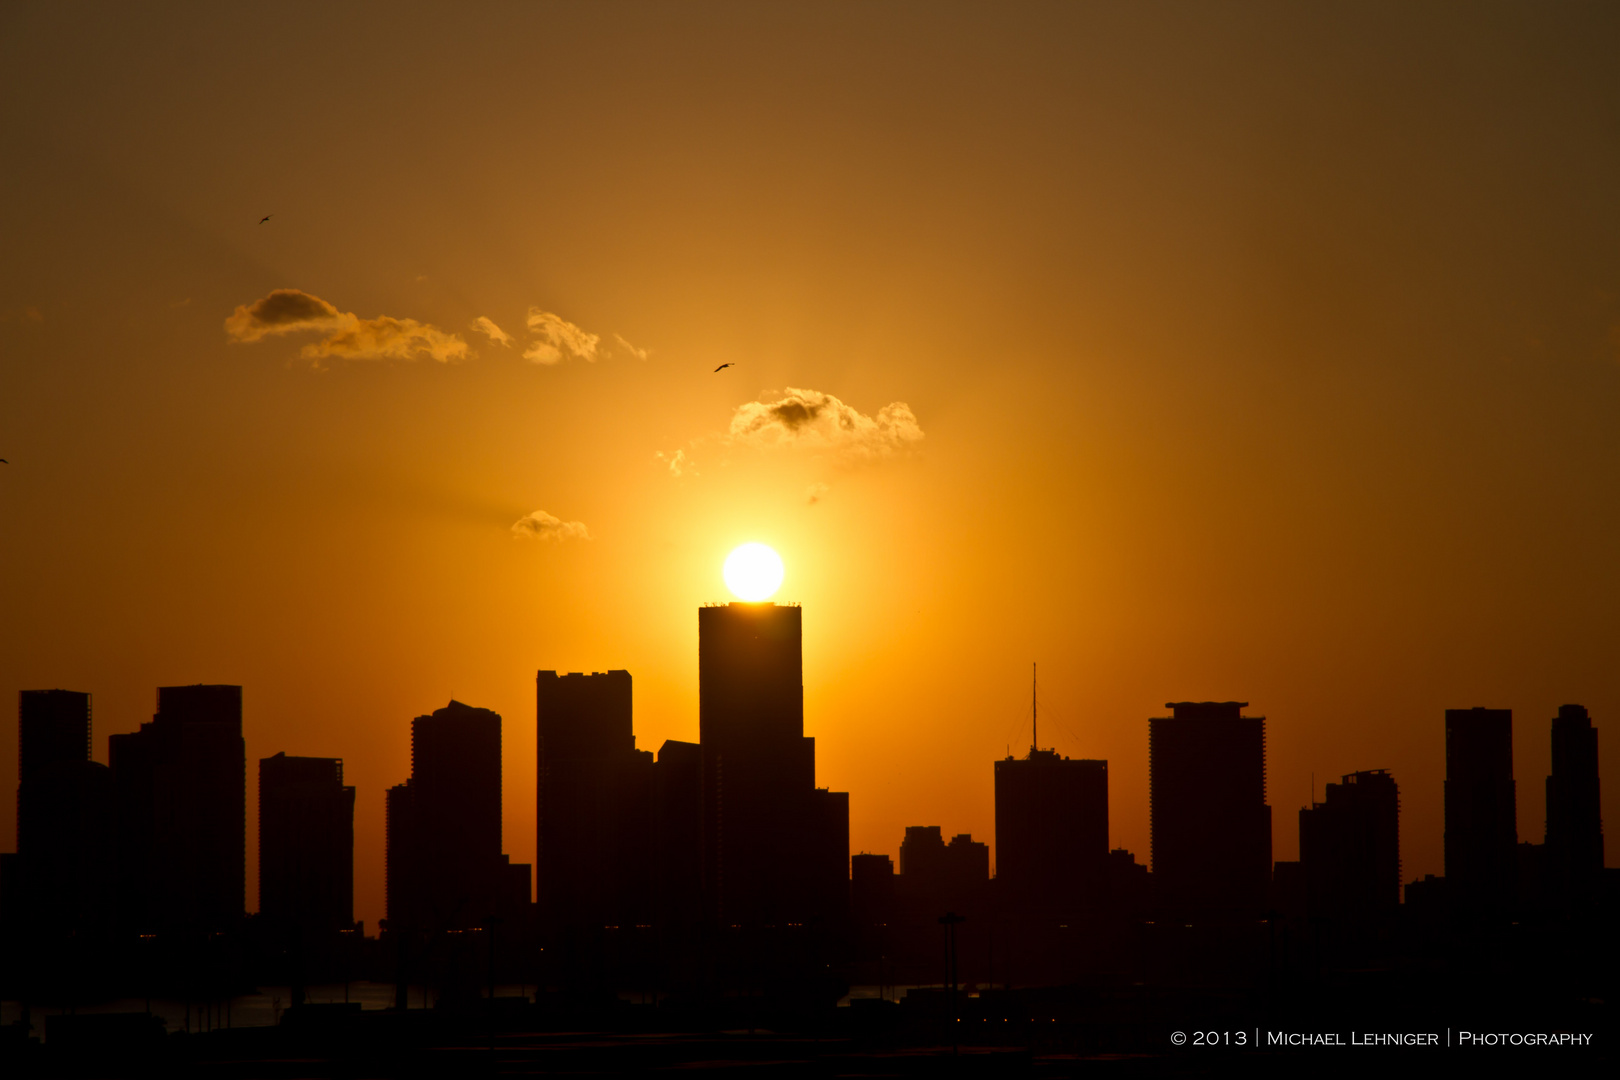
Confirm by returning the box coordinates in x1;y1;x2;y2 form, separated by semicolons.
3;3;1619;929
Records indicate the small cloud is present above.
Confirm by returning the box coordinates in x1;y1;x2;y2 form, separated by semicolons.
471;316;512;347
728;387;924;462
524;308;599;365
225;288;468;364
511;509;591;542
806;482;829;505
305;316;466;364
655;449;695;478
224;289;344;342
613;333;650;361
169;298;192;309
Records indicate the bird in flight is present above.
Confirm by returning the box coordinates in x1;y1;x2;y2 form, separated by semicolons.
714;363;735;372
259;215;272;224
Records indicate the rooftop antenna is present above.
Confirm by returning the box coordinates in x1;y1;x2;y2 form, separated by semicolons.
1031;662;1038;755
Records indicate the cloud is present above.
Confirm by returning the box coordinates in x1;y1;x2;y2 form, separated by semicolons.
805;482;829;505
511;510;591;542
471;316;512;347
524;308;600;365
613;333;650;361
728;387;924;461
654;449;695;477
225;288;468;364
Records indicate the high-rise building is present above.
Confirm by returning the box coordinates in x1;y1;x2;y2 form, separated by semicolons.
995;750;1109;914
1298;769;1400;922
653;739;703;935
1444;707;1516;917
1;690;112;933
108;685;245;933
259;753;355;937
1545;704;1604;911
698;602;849;928
536;670;653;935
385;700;530;930
1148;701;1271;918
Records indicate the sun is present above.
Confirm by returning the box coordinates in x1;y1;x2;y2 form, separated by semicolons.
723;543;785;602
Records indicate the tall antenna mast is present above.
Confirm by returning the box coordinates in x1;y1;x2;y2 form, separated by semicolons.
1032;661;1038;754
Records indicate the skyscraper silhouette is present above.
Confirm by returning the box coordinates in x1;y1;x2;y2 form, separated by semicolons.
1298;769;1400;923
1444;707;1516;918
536;670;653;937
1544;704;1603;912
1148;701;1271;918
1;690;112;934
994;750;1109;915
108;685;245;933
698;602;848;929
385;700;530;931
259;753;355;936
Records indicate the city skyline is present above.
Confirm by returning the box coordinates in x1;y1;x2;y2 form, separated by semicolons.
4;602;1608;934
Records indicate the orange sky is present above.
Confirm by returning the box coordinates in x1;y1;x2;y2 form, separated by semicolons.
3;3;1618;931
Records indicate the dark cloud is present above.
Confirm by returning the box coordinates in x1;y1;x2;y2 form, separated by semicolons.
225;289;467;364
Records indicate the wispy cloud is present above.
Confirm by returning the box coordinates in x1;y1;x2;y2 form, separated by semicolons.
654;449;695;478
613;333;650;361
805;482;829;505
471;316;512;347
728;387;924;462
511;509;591;542
225;289;468;364
524;309;600;365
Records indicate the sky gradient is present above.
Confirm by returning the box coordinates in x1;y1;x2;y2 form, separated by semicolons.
3;1;1619;931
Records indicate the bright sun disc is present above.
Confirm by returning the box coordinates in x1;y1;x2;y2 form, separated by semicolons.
723;543;784;601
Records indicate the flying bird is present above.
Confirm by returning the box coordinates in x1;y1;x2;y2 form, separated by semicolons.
258;215;272;224
714;363;735;372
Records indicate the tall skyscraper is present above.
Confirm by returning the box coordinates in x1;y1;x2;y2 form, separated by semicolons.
1545;704;1604;911
1;690;112;934
1148;701;1271;918
108;685;245;933
994;750;1109;914
536;670;653;935
1298;769;1400;922
1444;707;1517;917
259;753;355;937
384;700;529;931
698;602;849;928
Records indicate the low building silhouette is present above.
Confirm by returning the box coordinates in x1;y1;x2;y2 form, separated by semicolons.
897;826;989;914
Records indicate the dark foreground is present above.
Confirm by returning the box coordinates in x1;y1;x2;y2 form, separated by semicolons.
3;980;1613;1079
